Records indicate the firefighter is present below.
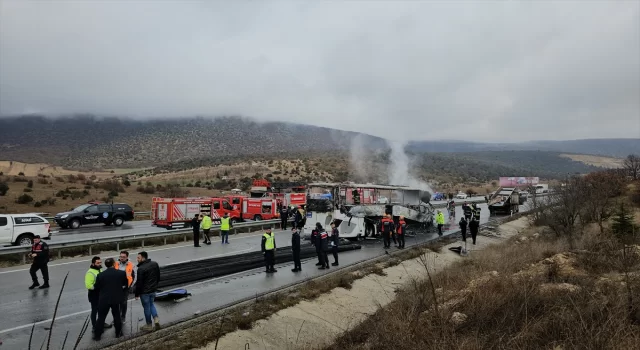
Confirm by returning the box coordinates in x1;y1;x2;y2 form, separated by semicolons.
291;227;301;272
115;250;136;323
396;216;407;249
317;223;330;269
261;226;277;273
200;213;212;245
191;214;201;247
459;216;468;242
280;205;289;230
469;217;479;245
220;213;232;244
29;235;50;289
436;210;445;236
381;214;394;249
329;221;339;266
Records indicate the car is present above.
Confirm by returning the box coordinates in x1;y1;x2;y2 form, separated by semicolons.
376;196;389;204
0;214;51;246
455;192;468;199
54;202;134;229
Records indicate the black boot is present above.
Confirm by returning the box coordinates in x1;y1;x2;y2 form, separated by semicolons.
39;281;50;289
29;281;40;290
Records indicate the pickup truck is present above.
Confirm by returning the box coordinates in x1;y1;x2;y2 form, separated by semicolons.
0;214;51;246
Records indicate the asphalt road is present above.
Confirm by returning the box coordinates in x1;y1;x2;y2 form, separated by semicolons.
0;199;532;349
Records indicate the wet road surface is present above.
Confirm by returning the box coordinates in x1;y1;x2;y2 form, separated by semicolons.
0;200;532;349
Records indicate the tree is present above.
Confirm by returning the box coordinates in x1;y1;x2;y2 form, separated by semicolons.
581;171;626;233
624;154;640;180
0;181;8;196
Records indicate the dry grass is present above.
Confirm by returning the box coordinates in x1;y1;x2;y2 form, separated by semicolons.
560;153;624;168
0;161;116;177
327;224;640;350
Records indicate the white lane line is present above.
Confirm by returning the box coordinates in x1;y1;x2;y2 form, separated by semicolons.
0;231;282;274
0;250;270;335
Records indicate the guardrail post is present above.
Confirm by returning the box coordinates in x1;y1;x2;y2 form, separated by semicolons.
142;240;145;248
163;237;167;245
58;250;61;259
117;242;120;252
89;246;92;256
22;254;26;264
184;234;187;242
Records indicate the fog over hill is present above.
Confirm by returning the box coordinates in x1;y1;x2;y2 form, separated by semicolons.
0;115;637;169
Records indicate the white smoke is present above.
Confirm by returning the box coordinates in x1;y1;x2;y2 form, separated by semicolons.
387;140;434;192
349;133;369;181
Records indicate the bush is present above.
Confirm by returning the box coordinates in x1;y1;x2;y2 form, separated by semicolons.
123;179;131;187
136;184;155;194
34;202;42;208
18;172;24;176
27;180;33;188
108;190;119;197
13;176;28;182
0;182;8;196
99;179;125;193
37;177;49;185
16;193;33;204
23;188;32;193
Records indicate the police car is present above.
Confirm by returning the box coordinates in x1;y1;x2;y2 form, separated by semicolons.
0;214;51;246
54;202;135;229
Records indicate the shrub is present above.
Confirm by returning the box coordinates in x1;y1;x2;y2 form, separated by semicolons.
34;202;42;208
136;184;155;194
123;179;131;187
0;182;8;196
16;193;33;204
23;188;32;193
37;177;49;185
27;180;33;188
18;172;24;176
108;190;119;197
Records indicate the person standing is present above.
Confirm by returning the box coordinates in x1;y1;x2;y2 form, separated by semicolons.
29;235;50;289
381;214;394;248
329;222;340;266
85;256;105;333
436;210;445;236
469;218;479;245
293;206;303;229
135;251;161;332
396;216;407;249
93;258;128;340
191;214;201;247
261;226;277;273
316;223;330;270
311;225;322;266
220;213;232;244
279;205;289;230
459;216;468;242
462;202;472;221
200;213;212;245
291;227;301;272
115;251;136;323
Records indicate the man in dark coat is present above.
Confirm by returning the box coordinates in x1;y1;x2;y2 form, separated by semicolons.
329;222;340;266
469;218;479;245
316;223;330;269
291;227;301;272
191;214;201;247
280;205;289;230
93;258;128;340
311;226;322;266
29;235;50;289
459;216;468;242
135;251;161;331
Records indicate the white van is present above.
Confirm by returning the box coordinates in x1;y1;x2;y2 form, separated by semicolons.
0;214;51;246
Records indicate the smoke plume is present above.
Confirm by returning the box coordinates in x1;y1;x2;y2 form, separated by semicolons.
349;134;369;181
387;140;434;192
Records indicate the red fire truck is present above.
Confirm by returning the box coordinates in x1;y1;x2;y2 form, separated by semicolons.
222;195;281;221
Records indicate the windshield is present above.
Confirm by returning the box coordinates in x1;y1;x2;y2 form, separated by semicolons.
72;204;92;212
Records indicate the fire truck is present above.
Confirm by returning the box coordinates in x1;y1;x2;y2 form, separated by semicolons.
151;196;281;229
249;179;307;208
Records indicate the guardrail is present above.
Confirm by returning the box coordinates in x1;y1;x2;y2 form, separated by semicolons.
0;219;287;263
42;211;152;221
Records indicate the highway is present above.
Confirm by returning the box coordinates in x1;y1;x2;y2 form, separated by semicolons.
0;199;526;349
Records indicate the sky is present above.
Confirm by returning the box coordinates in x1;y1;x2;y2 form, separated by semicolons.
0;0;639;142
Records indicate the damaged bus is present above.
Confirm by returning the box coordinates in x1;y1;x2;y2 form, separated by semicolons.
304;182;434;241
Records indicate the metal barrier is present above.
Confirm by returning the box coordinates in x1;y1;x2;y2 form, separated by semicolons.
0;219;288;263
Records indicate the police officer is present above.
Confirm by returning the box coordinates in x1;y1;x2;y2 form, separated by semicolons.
329;222;339;266
459;216;468;242
381;214;394;249
191;214;201;247
311;223;322;266
261;226;277;273
200;214;212;245
293;206;303;229
462;202;473;221
317;223;330;269
435;210;445;236
85;256;102;332
291;227;301;272
396;216;407;249
280;205;289;230
29;235;50;289
469;217;479;245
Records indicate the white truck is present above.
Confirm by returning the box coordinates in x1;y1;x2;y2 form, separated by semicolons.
0;214;51;246
534;184;549;194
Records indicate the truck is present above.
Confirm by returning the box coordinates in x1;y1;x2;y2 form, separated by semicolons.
534;184;549;194
249;179;306;208
151;196;281;229
304;182;434;241
0;214;51;246
488;187;520;215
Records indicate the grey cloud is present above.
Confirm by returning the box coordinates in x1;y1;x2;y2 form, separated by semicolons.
1;0;638;142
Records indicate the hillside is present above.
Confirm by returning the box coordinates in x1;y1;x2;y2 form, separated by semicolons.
0;115;387;169
0;116;638;170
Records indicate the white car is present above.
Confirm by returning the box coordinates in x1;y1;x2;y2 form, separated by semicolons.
455;192;468;199
0;214;51;246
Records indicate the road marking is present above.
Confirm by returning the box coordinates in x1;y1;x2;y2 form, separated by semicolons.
0;250;271;335
0;231;282;274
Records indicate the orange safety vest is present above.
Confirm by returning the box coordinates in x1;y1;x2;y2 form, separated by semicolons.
115;261;134;287
397;220;406;235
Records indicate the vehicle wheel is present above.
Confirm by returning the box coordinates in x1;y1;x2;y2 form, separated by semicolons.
113;216;124;227
15;234;34;246
254;215;262;221
230;218;238;225
70;219;81;229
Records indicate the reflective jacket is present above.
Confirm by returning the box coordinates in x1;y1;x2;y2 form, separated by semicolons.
220;217;231;230
115;260;135;288
381;218;394;233
201;215;212;230
85;266;101;301
262;232;276;251
436;213;445;225
318;230;329;251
